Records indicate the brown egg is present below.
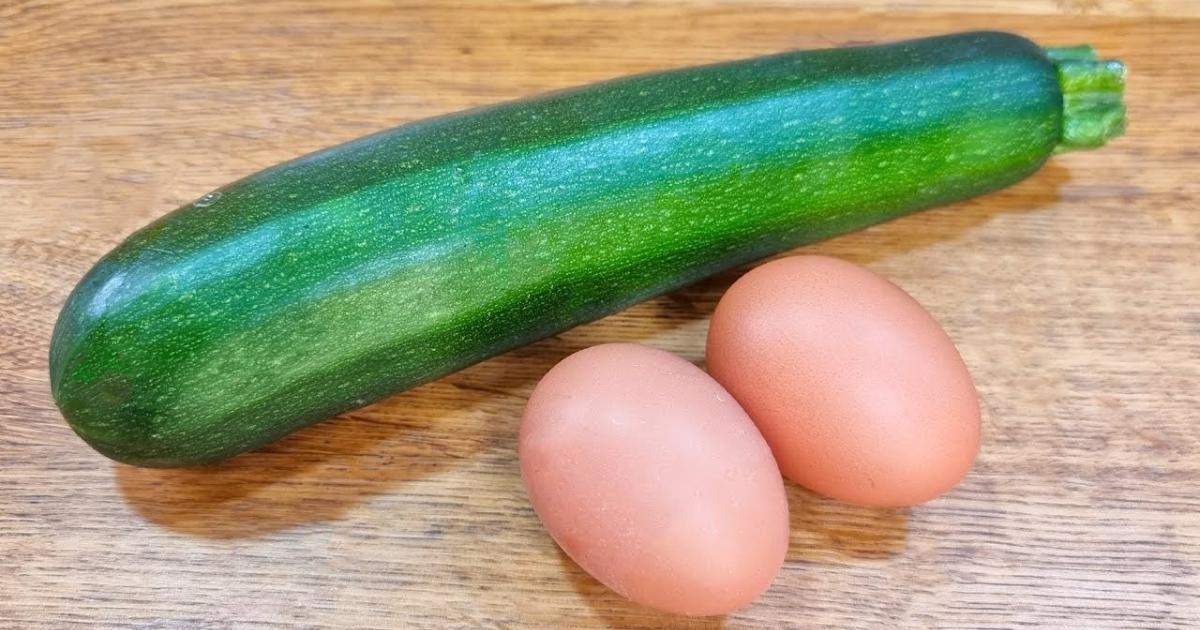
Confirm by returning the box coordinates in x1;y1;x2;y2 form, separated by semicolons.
520;343;789;616
706;255;980;507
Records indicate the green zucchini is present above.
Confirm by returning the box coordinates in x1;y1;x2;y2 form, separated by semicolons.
50;31;1125;467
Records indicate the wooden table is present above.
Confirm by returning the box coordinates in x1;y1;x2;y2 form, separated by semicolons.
2;1;1197;627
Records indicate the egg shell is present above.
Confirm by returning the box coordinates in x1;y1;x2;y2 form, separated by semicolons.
519;343;789;617
706;255;980;507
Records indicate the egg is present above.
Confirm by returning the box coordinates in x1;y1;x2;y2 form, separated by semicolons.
519;343;789;616
706;255;980;507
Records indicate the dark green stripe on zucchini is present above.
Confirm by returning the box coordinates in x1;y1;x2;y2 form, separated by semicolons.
50;31;1125;467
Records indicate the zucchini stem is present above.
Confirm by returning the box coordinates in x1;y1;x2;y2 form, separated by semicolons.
1046;45;1126;152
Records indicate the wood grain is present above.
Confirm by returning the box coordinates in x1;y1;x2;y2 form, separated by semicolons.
2;1;1197;628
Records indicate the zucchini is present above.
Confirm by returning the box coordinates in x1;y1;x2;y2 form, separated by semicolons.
50;31;1125;467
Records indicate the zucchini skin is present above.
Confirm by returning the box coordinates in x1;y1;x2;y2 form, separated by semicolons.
52;31;1064;467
